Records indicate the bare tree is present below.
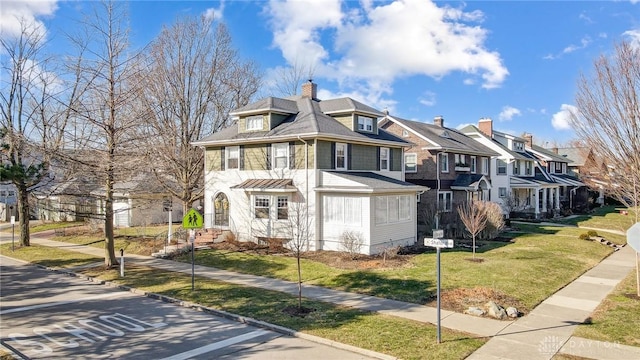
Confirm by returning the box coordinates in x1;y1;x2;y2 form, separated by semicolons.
571;41;640;223
283;195;313;310
457;200;489;259
268;58;315;97
134;15;260;216
0;18;82;246
63;1;144;268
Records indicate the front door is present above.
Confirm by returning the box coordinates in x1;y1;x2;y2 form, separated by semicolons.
214;193;229;227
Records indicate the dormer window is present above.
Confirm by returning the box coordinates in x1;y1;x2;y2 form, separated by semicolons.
357;116;374;132
514;142;524;151
246;115;263;131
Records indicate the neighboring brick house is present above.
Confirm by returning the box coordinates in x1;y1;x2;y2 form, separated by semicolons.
193;81;426;255
522;134;589;212
462;119;561;219
379;114;498;233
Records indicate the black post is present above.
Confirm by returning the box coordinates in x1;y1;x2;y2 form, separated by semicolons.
436;246;441;344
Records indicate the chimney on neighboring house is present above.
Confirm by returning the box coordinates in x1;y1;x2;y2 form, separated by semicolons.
301;79;317;100
433;115;444;127
478;117;493;137
552;147;558;154
523;133;533;147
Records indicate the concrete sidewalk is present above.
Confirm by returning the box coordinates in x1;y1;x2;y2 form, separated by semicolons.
21;231;640;359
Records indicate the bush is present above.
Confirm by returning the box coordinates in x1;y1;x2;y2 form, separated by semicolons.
340;230;364;259
587;230;598;237
480;201;506;240
579;233;590;240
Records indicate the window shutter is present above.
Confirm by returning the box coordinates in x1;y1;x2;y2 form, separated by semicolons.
289;142;296;169
376;147;381;171
239;146;245;170
221;147;226;170
389;148;394;170
266;144;272;170
330;142;336;169
347;144;352;170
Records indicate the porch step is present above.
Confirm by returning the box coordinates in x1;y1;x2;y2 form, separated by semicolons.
194;228;223;244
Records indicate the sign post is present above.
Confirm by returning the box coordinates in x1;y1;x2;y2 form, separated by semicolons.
424;234;454;344
120;248;125;277
10;215;15;251
626;222;640;296
163;197;172;255
182;208;203;291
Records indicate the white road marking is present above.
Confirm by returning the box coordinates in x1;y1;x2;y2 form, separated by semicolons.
158;329;271;360
0;292;123;315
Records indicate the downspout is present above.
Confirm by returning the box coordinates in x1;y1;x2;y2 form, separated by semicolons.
297;135;309;251
435;151;442;230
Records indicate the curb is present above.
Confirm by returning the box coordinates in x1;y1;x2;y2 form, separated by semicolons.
25;261;397;360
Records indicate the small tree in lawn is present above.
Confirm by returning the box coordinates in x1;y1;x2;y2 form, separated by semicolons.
284;196;312;311
457;200;489;259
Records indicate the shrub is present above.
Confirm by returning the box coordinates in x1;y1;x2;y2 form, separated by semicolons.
579;233;590;240
340;230;365;259
587;230;598;237
480;201;505;240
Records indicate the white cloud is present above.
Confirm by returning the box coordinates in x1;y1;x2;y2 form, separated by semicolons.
0;0;57;39
266;0;508;98
623;29;640;49
551;104;578;130
562;36;592;54
204;1;225;21
498;106;521;121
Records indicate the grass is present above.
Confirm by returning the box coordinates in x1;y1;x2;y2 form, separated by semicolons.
1;245;486;359
174;225;616;312
29;221;84;233
572;271;640;347
555;205;637;233
0;243;101;268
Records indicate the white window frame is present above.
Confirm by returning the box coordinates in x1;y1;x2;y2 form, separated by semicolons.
455;154;466;166
404;153;417;173
375;195;412;225
226;146;239;170
437;191;452;212
254;195;270;219
525;161;533;175
357;116;374;132
470;156;477;173
402;129;409;137
482;157;489;175
497;159;507;175
499;187;507;198
439;153;449;173
277;196;288;220
246;115;263;131
380;147;389;171
324;196;362;226
335;143;347;170
513;160;520;175
272;143;289;169
514;142;524;151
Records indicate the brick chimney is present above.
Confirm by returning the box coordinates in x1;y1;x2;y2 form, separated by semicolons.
478;118;493;138
301;79;317;100
433;115;444;127
552;147;558;154
523;133;533;147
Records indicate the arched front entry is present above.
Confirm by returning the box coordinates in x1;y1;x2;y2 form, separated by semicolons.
213;192;229;227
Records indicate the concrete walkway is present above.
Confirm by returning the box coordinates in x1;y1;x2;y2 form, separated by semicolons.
16;230;640;359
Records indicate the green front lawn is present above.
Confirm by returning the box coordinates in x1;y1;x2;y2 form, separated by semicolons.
556;206;637;233
177;225;618;312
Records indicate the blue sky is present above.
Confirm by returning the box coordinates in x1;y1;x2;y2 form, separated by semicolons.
2;0;639;146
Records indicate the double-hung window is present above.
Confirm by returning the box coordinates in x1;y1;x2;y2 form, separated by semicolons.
335;143;347;170
404;153;417;173
482;157;489;175
470;156;477;173
525;161;533;175
375;195;412;225
226;146;239;169
497;159;507;175
277;196;288;220
380;147;389;171
513;160;520;175
273;143;289;169
254;196;270;219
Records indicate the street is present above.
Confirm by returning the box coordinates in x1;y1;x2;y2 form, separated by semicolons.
0;256;375;359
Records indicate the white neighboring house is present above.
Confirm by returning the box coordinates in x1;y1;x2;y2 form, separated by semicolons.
193;81;428;255
0;183;18;221
462;119;561;218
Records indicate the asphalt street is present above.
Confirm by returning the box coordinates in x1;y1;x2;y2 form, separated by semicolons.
0;256;376;360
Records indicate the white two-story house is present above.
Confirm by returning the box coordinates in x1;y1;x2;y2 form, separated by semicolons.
462;119;560;218
193;81;427;254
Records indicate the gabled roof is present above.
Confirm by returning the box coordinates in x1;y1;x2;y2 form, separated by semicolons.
230;97;299;116
451;174;492;191
460;125;531;160
381;115;499;157
555;147;588;167
528;144;573;163
193;97;406;147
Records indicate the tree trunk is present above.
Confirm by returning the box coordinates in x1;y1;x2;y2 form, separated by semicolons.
17;184;30;247
297;254;302;309
104;175;118;268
